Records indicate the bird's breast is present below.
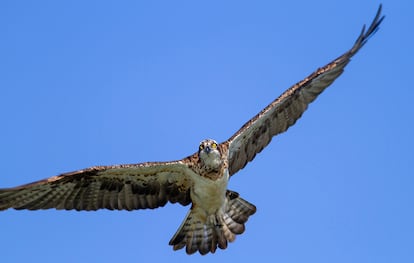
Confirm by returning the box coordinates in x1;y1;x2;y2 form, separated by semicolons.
189;168;229;215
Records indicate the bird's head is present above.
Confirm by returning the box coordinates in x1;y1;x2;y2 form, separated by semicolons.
198;139;222;170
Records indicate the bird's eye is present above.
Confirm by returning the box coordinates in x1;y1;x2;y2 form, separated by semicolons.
199;144;204;150
211;142;217;149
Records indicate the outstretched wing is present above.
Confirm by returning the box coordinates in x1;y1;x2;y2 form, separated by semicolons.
225;5;384;176
0;161;193;211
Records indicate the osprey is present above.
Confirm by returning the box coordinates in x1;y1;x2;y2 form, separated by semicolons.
0;6;384;255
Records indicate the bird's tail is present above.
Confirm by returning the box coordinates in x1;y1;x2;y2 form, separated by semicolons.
169;190;256;255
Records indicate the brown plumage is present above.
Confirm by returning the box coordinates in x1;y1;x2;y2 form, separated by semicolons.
225;5;384;176
0;162;192;211
0;5;384;255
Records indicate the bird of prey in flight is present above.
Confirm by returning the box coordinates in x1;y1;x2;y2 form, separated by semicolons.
0;5;384;255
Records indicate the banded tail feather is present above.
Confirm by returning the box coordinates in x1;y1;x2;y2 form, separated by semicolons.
169;190;256;255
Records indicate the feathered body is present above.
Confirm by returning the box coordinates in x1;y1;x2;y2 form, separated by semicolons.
0;6;384;255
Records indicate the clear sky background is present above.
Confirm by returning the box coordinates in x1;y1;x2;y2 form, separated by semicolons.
0;1;412;262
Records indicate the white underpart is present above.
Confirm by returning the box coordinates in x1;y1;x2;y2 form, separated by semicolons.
189;167;229;216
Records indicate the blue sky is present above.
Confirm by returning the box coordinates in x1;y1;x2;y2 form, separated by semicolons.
0;1;412;262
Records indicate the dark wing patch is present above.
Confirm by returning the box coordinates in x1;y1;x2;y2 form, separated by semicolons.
0;161;192;211
225;5;384;176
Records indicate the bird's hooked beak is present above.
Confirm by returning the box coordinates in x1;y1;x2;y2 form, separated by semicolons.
204;146;211;154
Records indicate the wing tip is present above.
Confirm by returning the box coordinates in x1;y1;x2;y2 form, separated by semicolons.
351;4;385;54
